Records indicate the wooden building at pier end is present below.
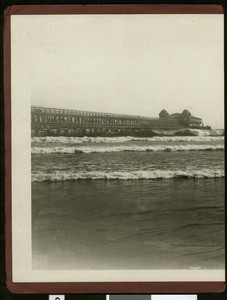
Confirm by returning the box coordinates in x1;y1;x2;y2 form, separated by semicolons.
31;106;205;137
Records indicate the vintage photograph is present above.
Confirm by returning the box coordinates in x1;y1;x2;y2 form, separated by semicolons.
29;14;224;271
10;10;224;283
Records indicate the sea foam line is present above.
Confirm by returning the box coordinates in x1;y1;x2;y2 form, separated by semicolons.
32;135;224;145
32;169;224;182
32;144;224;154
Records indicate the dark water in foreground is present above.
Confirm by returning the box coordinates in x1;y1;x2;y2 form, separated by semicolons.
32;179;224;270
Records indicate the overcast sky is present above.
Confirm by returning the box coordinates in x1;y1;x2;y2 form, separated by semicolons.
12;14;224;128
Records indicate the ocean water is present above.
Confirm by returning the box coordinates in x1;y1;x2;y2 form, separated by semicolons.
32;133;225;270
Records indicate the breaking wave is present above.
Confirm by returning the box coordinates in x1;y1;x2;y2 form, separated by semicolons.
32;135;224;145
32;144;224;154
32;169;224;182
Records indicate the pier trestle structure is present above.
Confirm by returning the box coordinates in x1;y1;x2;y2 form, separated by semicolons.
31;106;203;137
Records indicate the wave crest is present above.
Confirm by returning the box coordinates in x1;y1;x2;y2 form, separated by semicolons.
32;144;224;154
32;169;224;182
32;135;224;145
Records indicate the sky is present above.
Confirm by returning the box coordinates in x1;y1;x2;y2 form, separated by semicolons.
12;14;224;128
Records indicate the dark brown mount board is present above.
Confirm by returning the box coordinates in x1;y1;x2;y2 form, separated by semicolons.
4;4;225;294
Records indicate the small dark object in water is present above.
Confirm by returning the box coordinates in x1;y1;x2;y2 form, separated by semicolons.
74;149;83;154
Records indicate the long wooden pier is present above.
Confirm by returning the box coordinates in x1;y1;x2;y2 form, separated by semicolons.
31;106;202;137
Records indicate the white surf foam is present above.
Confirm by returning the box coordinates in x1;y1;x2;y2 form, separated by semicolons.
32;144;224;154
32;135;224;145
32;169;224;182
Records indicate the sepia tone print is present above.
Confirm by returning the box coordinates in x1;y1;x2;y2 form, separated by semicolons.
29;14;224;271
8;9;224;288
